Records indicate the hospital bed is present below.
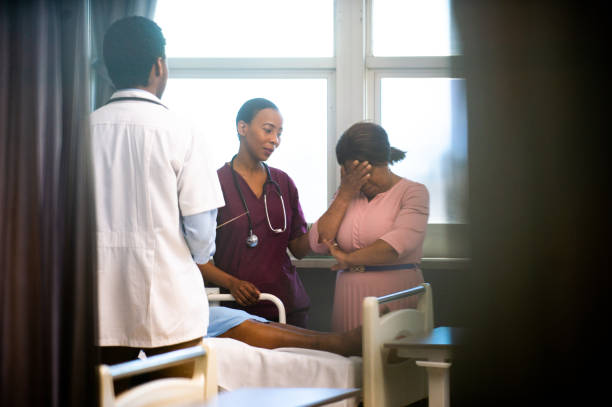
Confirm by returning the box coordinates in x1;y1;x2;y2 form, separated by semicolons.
205;283;433;407
99;285;433;406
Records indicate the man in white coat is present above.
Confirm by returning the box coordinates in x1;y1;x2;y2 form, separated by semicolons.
90;16;224;386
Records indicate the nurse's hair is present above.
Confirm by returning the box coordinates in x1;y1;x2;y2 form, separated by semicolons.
103;16;166;90
336;121;406;165
235;98;279;140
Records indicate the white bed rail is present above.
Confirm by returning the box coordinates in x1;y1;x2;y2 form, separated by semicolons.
105;346;207;380
208;293;287;324
376;284;426;304
99;341;218;407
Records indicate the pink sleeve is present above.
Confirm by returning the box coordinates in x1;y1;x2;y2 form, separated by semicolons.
379;183;429;258
307;221;330;254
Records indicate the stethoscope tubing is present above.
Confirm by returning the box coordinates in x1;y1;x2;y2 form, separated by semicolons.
264;191;287;233
229;155;287;247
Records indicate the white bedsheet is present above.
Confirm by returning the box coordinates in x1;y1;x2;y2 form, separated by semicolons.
203;337;363;407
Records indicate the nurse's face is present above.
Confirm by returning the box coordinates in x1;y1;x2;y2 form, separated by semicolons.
238;108;283;162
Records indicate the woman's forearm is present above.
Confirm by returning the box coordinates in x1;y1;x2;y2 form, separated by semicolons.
316;191;353;243
344;239;399;266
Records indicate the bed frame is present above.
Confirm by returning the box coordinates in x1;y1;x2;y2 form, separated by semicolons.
206;283;433;407
362;283;432;407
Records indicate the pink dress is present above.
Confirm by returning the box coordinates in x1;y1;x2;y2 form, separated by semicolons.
309;178;429;332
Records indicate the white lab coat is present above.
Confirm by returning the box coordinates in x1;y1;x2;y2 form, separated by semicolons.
91;89;224;348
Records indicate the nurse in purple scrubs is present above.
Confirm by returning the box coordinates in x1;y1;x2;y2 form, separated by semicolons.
199;98;312;327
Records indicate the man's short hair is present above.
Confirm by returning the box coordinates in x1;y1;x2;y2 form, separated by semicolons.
103;16;166;90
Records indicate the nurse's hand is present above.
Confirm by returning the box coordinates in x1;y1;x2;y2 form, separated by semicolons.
229;279;261;306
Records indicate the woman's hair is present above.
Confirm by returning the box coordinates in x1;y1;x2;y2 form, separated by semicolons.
103;16;166;90
336;121;406;165
235;98;279;140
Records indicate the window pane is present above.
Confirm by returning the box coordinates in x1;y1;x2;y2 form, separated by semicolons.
162;78;328;222
372;0;456;56
154;0;334;57
380;78;467;223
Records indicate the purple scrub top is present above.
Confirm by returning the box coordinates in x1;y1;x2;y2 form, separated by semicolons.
213;163;310;327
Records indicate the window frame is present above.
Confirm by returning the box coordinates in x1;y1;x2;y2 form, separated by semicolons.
162;0;468;261
363;0;468;261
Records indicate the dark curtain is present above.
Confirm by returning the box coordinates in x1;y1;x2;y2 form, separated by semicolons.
90;0;157;109
451;0;610;405
0;1;97;406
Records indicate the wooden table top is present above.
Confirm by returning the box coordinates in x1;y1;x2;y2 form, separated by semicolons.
384;326;465;350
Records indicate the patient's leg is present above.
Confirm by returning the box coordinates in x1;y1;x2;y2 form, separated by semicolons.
218;320;362;357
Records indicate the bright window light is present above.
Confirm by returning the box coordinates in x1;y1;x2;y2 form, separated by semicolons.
154;0;334;57
372;0;453;56
380;78;467;223
161;78;328;223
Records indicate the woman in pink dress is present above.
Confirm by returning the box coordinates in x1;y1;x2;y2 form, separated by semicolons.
309;122;430;332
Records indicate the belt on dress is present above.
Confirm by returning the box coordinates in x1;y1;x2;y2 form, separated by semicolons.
348;263;420;273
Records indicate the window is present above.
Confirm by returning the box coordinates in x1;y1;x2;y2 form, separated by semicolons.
367;0;465;225
378;77;467;223
155;0;333;58
154;0;467;258
154;0;334;223
372;0;455;56
162;78;329;220
366;0;466;257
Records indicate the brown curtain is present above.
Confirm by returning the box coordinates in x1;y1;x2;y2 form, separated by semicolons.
90;0;158;109
451;0;610;405
0;1;97;406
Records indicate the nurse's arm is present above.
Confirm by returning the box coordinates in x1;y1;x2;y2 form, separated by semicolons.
288;232;311;259
198;261;260;306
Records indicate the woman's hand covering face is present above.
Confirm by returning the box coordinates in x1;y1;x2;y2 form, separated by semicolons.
339;160;371;198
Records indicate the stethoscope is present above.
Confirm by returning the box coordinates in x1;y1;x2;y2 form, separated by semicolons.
229;155;287;248
105;96;167;109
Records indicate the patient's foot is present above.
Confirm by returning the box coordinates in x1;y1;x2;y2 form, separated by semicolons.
342;326;362;357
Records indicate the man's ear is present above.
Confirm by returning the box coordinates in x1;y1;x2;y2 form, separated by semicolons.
147;58;163;85
153;57;164;77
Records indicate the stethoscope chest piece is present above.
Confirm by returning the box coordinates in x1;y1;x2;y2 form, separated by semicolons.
246;231;259;248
